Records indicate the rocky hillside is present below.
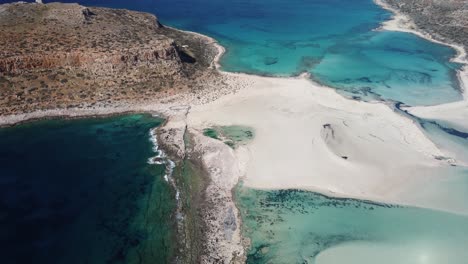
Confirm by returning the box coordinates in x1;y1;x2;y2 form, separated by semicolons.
0;2;220;115
382;0;468;49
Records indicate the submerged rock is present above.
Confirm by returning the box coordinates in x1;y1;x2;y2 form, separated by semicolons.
264;57;278;65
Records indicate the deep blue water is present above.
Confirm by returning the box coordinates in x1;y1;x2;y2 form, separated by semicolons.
15;0;463;106
0;115;175;263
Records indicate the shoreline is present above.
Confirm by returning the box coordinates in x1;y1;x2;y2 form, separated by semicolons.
0;103;174;128
373;0;468;166
238;180;468;217
164;26;226;70
187;73;468;213
373;0;467;65
0;107;154;128
2;2;468;262
372;0;468;161
0;0;466;212
373;0;468;98
4;0;466;128
175;4;468;217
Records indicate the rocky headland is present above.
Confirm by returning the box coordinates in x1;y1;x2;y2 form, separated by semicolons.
0;2;224;116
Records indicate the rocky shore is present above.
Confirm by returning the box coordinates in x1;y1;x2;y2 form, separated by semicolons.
0;2;224;116
379;0;468;50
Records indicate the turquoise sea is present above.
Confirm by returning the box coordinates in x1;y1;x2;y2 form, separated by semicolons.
236;186;468;264
57;0;462;106
2;0;468;263
0;115;176;263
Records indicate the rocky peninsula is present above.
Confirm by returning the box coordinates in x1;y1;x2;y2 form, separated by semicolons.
0;2;224;117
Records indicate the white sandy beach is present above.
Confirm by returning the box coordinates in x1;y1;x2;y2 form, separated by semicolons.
187;73;468;214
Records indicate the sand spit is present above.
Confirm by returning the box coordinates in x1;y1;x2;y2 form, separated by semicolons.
187;73;468;214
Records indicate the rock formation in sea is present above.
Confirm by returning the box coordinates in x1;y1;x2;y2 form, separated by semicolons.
0;2;222;115
381;0;468;49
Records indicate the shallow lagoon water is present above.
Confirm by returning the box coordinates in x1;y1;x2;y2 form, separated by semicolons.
236;186;468;264
0;115;176;263
419;119;468;164
203;125;254;148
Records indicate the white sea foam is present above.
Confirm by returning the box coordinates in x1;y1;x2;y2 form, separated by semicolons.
147;125;187;257
147;127;184;223
147;128;168;164
148;128;177;188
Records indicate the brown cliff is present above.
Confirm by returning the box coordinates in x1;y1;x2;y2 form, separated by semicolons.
0;2;221;115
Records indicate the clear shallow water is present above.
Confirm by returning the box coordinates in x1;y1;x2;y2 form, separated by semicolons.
0;115;176;263
236;186;468;264
419;119;468;164
43;0;463;106
203;125;254;148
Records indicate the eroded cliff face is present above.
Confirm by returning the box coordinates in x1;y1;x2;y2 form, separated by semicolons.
0;44;181;74
0;2;220;115
382;0;468;49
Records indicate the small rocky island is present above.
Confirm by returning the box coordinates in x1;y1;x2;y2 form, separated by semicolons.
0;2;222;116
